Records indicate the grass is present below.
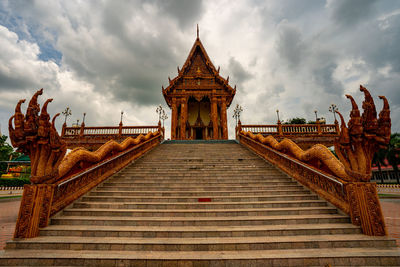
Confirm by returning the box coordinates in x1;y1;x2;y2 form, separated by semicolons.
0;195;22;200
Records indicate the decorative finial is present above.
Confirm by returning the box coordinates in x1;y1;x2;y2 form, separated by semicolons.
197;24;199;39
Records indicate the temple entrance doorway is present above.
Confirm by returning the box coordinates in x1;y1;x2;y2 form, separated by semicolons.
195;128;203;139
187;96;212;140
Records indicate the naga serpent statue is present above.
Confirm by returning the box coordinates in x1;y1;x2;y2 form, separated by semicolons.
9;89;67;184
241;85;391;183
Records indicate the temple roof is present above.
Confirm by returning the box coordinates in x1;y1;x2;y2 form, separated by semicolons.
162;32;236;107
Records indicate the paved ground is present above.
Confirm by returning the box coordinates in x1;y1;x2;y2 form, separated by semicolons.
380;198;400;246
0;197;399;250
0;198;20;250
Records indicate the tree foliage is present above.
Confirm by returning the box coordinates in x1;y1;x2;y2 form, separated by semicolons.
284;117;306;124
0;135;21;174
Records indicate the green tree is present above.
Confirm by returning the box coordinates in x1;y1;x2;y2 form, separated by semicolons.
284;117;306;124
0;135;21;174
386;133;400;183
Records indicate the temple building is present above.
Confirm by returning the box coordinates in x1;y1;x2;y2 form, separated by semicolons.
162;29;236;140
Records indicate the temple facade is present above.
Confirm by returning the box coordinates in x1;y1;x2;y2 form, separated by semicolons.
162;31;235;140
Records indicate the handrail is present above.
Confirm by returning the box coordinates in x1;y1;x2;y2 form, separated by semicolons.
56;134;156;188
259;137;344;190
238;132;349;214
50;132;162;217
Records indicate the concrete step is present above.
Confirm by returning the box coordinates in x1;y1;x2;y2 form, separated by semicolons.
88;189;313;196
51;214;350;226
106;179;296;185
40;223;361;238
7;234;396;251
81;194;320;203
62;206;338;217
1;248;399;266
100;182;299;187
72;200;328;209
95;185;305;191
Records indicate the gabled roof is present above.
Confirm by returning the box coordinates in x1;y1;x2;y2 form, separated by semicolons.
162;34;236;106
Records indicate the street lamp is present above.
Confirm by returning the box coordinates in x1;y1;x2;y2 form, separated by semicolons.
314;110;318;122
161;110;168;128
276;109;280;123
82;113;86;124
328;104;338;122
62;107;72;124
156;104;163;122
120;111;124;124
232;104;243;126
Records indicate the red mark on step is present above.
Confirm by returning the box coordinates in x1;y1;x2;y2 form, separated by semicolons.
198;198;212;202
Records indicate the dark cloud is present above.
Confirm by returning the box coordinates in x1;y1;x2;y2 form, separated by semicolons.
328;0;378;27
276;23;306;70
156;0;204;28
312;59;343;96
227;57;252;89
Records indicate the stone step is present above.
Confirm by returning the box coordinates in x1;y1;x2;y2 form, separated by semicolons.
6;234;396;251
73;200;328;209
100;181;298;187
62;206;338;218
81;194;320;203
40;223;361;238
95;185;306;192
106;179;296;184
112;174;287;179
89;189;312;196
51;214;350;227
116;170;285;176
2;248;399;266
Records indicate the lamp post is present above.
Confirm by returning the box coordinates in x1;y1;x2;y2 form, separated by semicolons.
314;110;318;122
161;110;168;128
62;107;72;124
328;104;338;122
156;104;163;122
119;111;124;124
232;104;243;126
82;113;86;124
276;109;280;123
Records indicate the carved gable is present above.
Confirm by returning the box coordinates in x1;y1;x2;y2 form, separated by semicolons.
185;49;213;76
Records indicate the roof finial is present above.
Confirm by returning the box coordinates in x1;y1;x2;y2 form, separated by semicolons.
197;24;199;39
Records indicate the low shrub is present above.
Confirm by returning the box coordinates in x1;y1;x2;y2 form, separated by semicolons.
0;178;30;187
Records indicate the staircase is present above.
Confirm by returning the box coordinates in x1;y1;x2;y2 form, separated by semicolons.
1;142;399;266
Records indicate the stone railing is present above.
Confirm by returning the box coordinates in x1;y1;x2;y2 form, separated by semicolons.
0;187;24;195
9;89;163;238
61;123;164;151
62;125;160;138
240;122;339;136
377;184;400;195
238;85;391;236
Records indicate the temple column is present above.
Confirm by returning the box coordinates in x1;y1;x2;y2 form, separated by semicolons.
180;97;188;139
220;97;228;139
171;98;177;139
211;96;218;139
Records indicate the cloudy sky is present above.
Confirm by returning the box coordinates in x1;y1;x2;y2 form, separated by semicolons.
0;0;399;139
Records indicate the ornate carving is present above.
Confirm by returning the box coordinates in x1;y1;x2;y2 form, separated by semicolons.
14;184;55;238
9;89;67;184
335;85;391;182
240;131;349;180
345;183;386;236
58;131;159;179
